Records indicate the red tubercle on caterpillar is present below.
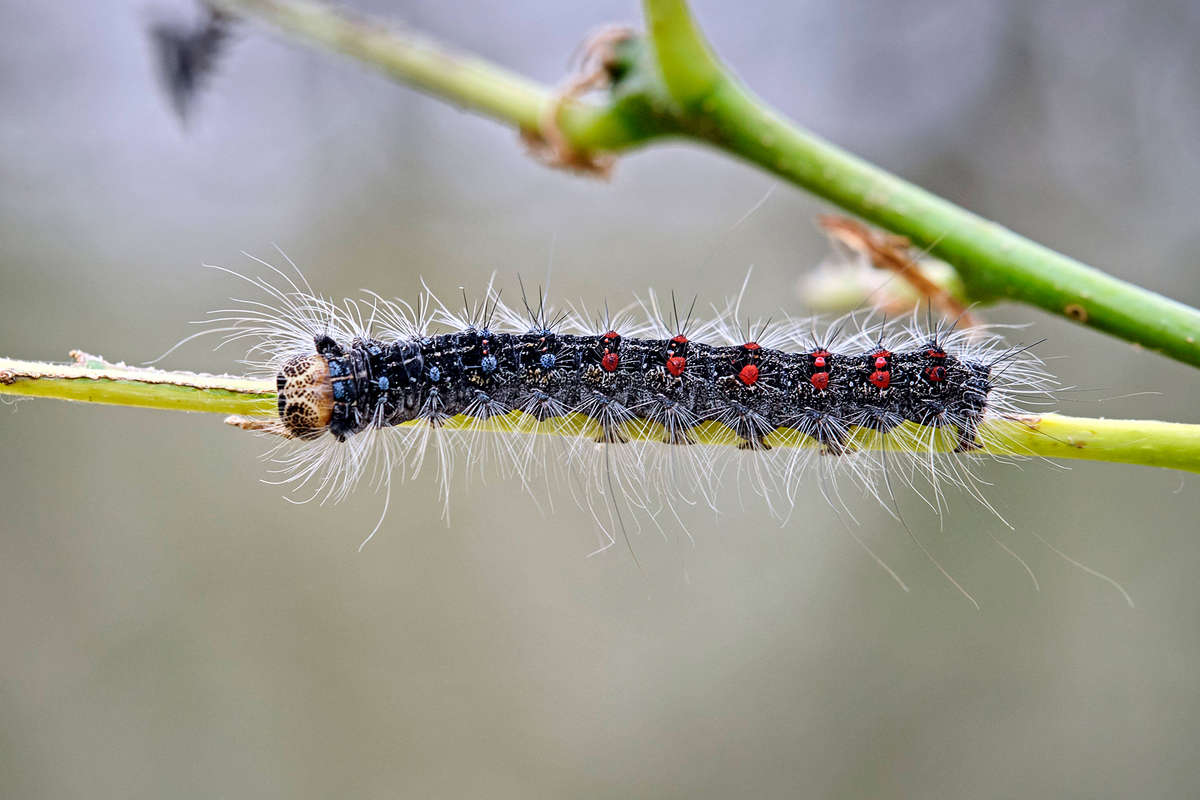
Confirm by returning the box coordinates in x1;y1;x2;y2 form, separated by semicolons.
923;346;947;383
809;348;831;391
665;333;689;377
869;349;891;390
737;342;762;385
600;331;621;372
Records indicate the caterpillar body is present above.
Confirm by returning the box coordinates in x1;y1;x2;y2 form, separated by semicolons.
210;259;1053;563
280;316;991;450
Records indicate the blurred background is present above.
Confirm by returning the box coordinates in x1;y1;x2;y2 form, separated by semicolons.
3;1;1200;797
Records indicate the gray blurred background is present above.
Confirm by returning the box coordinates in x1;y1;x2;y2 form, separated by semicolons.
3;1;1200;797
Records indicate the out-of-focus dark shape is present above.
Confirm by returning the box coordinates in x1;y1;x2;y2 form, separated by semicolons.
149;7;233;122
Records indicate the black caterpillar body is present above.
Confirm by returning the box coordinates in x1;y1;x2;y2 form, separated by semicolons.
278;327;992;454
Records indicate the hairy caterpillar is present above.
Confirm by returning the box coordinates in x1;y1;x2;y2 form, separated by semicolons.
200;255;1053;558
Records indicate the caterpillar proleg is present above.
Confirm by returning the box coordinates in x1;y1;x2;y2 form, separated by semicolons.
207;255;1055;558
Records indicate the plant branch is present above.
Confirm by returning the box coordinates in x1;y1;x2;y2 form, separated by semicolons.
0;356;275;416
4;356;1199;474
205;0;674;152
205;0;1200;368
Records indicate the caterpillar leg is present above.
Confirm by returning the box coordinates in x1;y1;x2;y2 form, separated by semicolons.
736;435;771;451
953;418;984;452
593;422;630;445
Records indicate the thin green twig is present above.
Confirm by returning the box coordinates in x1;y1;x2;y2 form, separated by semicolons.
205;0;674;151
4;356;1199;474
0;357;275;416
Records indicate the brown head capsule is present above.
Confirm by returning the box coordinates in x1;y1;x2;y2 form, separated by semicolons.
276;354;334;439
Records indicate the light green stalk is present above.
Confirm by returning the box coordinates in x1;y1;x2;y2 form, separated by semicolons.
4;357;1198;474
0;357;275;416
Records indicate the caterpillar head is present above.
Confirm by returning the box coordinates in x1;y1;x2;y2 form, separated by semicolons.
276;354;334;439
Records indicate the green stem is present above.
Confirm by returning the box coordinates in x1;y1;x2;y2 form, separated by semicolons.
207;0;1200;369
207;0;664;151
986;415;1200;474
3;357;1199;474
0;358;275;416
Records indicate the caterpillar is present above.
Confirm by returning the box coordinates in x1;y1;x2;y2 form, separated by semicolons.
204;256;1052;558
